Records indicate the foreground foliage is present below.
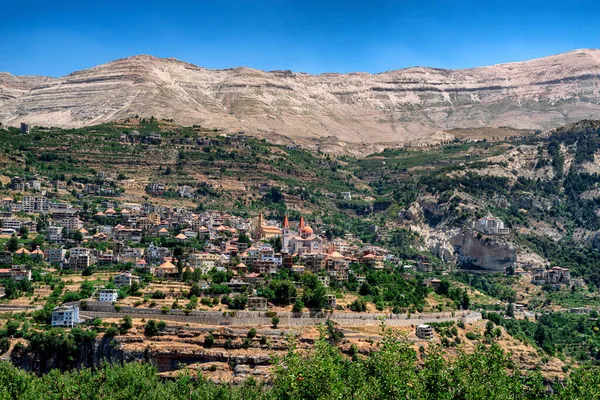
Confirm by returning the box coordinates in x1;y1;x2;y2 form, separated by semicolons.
2;328;600;399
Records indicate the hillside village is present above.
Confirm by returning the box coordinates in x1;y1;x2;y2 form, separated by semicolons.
2;120;600;381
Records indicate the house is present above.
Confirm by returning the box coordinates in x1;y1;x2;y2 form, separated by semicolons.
247;296;268;311
325;294;337;309
318;275;330;287
341;192;352;200
0;266;31;281
570;307;592;314
416;324;434;340
51;305;82;327
155;260;178;278
226;279;250;292
0;252;12;265
425;278;442;291
20;122;30;134
99;289;118;302
113;272;140;288
1;218;22;230
10;177;25;191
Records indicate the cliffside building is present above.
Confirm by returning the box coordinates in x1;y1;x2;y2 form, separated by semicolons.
474;216;509;236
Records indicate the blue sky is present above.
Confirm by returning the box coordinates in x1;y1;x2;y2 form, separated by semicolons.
1;0;599;76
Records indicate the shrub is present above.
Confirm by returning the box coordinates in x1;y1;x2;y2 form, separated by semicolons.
271;316;280;329
204;333;215;348
144;320;159;337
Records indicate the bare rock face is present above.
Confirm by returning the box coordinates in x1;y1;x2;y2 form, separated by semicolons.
3;49;600;144
450;231;517;271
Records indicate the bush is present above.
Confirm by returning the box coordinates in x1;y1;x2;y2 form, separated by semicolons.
144;320;159;337
349;298;367;312
247;328;257;339
204;333;215;348
292;298;304;313
151;291;166;299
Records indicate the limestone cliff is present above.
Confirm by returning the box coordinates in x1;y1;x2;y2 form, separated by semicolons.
3;50;600;145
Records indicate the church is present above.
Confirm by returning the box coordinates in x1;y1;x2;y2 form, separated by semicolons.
254;212;282;240
282;215;323;255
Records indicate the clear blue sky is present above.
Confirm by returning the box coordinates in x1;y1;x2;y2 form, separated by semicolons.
1;0;599;77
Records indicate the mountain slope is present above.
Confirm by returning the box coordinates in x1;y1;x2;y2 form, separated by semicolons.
2;50;600;144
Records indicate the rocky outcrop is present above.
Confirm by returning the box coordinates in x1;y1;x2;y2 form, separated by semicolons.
450;230;517;271
3;49;600;145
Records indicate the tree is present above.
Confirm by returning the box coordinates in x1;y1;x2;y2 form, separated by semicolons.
19;226;28;239
271;316;280;329
292;298;304;313
73;230;83;242
204;333;215;348
267;279;297;305
120;315;133;333
229;295;248;310
188;282;202;298
144;320;159;337
485;321;495;337
506;303;515;318
349;298;367;312
6;234;19;252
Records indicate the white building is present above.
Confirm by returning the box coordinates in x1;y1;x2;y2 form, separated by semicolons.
99;289;118;302
51;305;82;327
48;226;64;242
474;216;510;236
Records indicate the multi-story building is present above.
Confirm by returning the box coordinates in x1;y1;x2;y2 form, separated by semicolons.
68;247;96;270
11;177;25;191
51;305;82;327
1;218;22;231
416;324;434;340
47;226;64;242
99;289;118;302
545;266;571;284
45;248;66;265
188;252;220;274
113;272;141;288
531;266;571;285
247;296;268;311
474;216;510;236
0;266;31;281
21;196;49;213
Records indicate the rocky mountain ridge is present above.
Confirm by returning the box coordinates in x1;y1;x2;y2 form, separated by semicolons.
2;49;600;146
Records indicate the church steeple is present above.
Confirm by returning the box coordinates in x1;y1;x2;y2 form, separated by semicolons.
258;212;264;227
283;215;289;229
299;216;305;229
